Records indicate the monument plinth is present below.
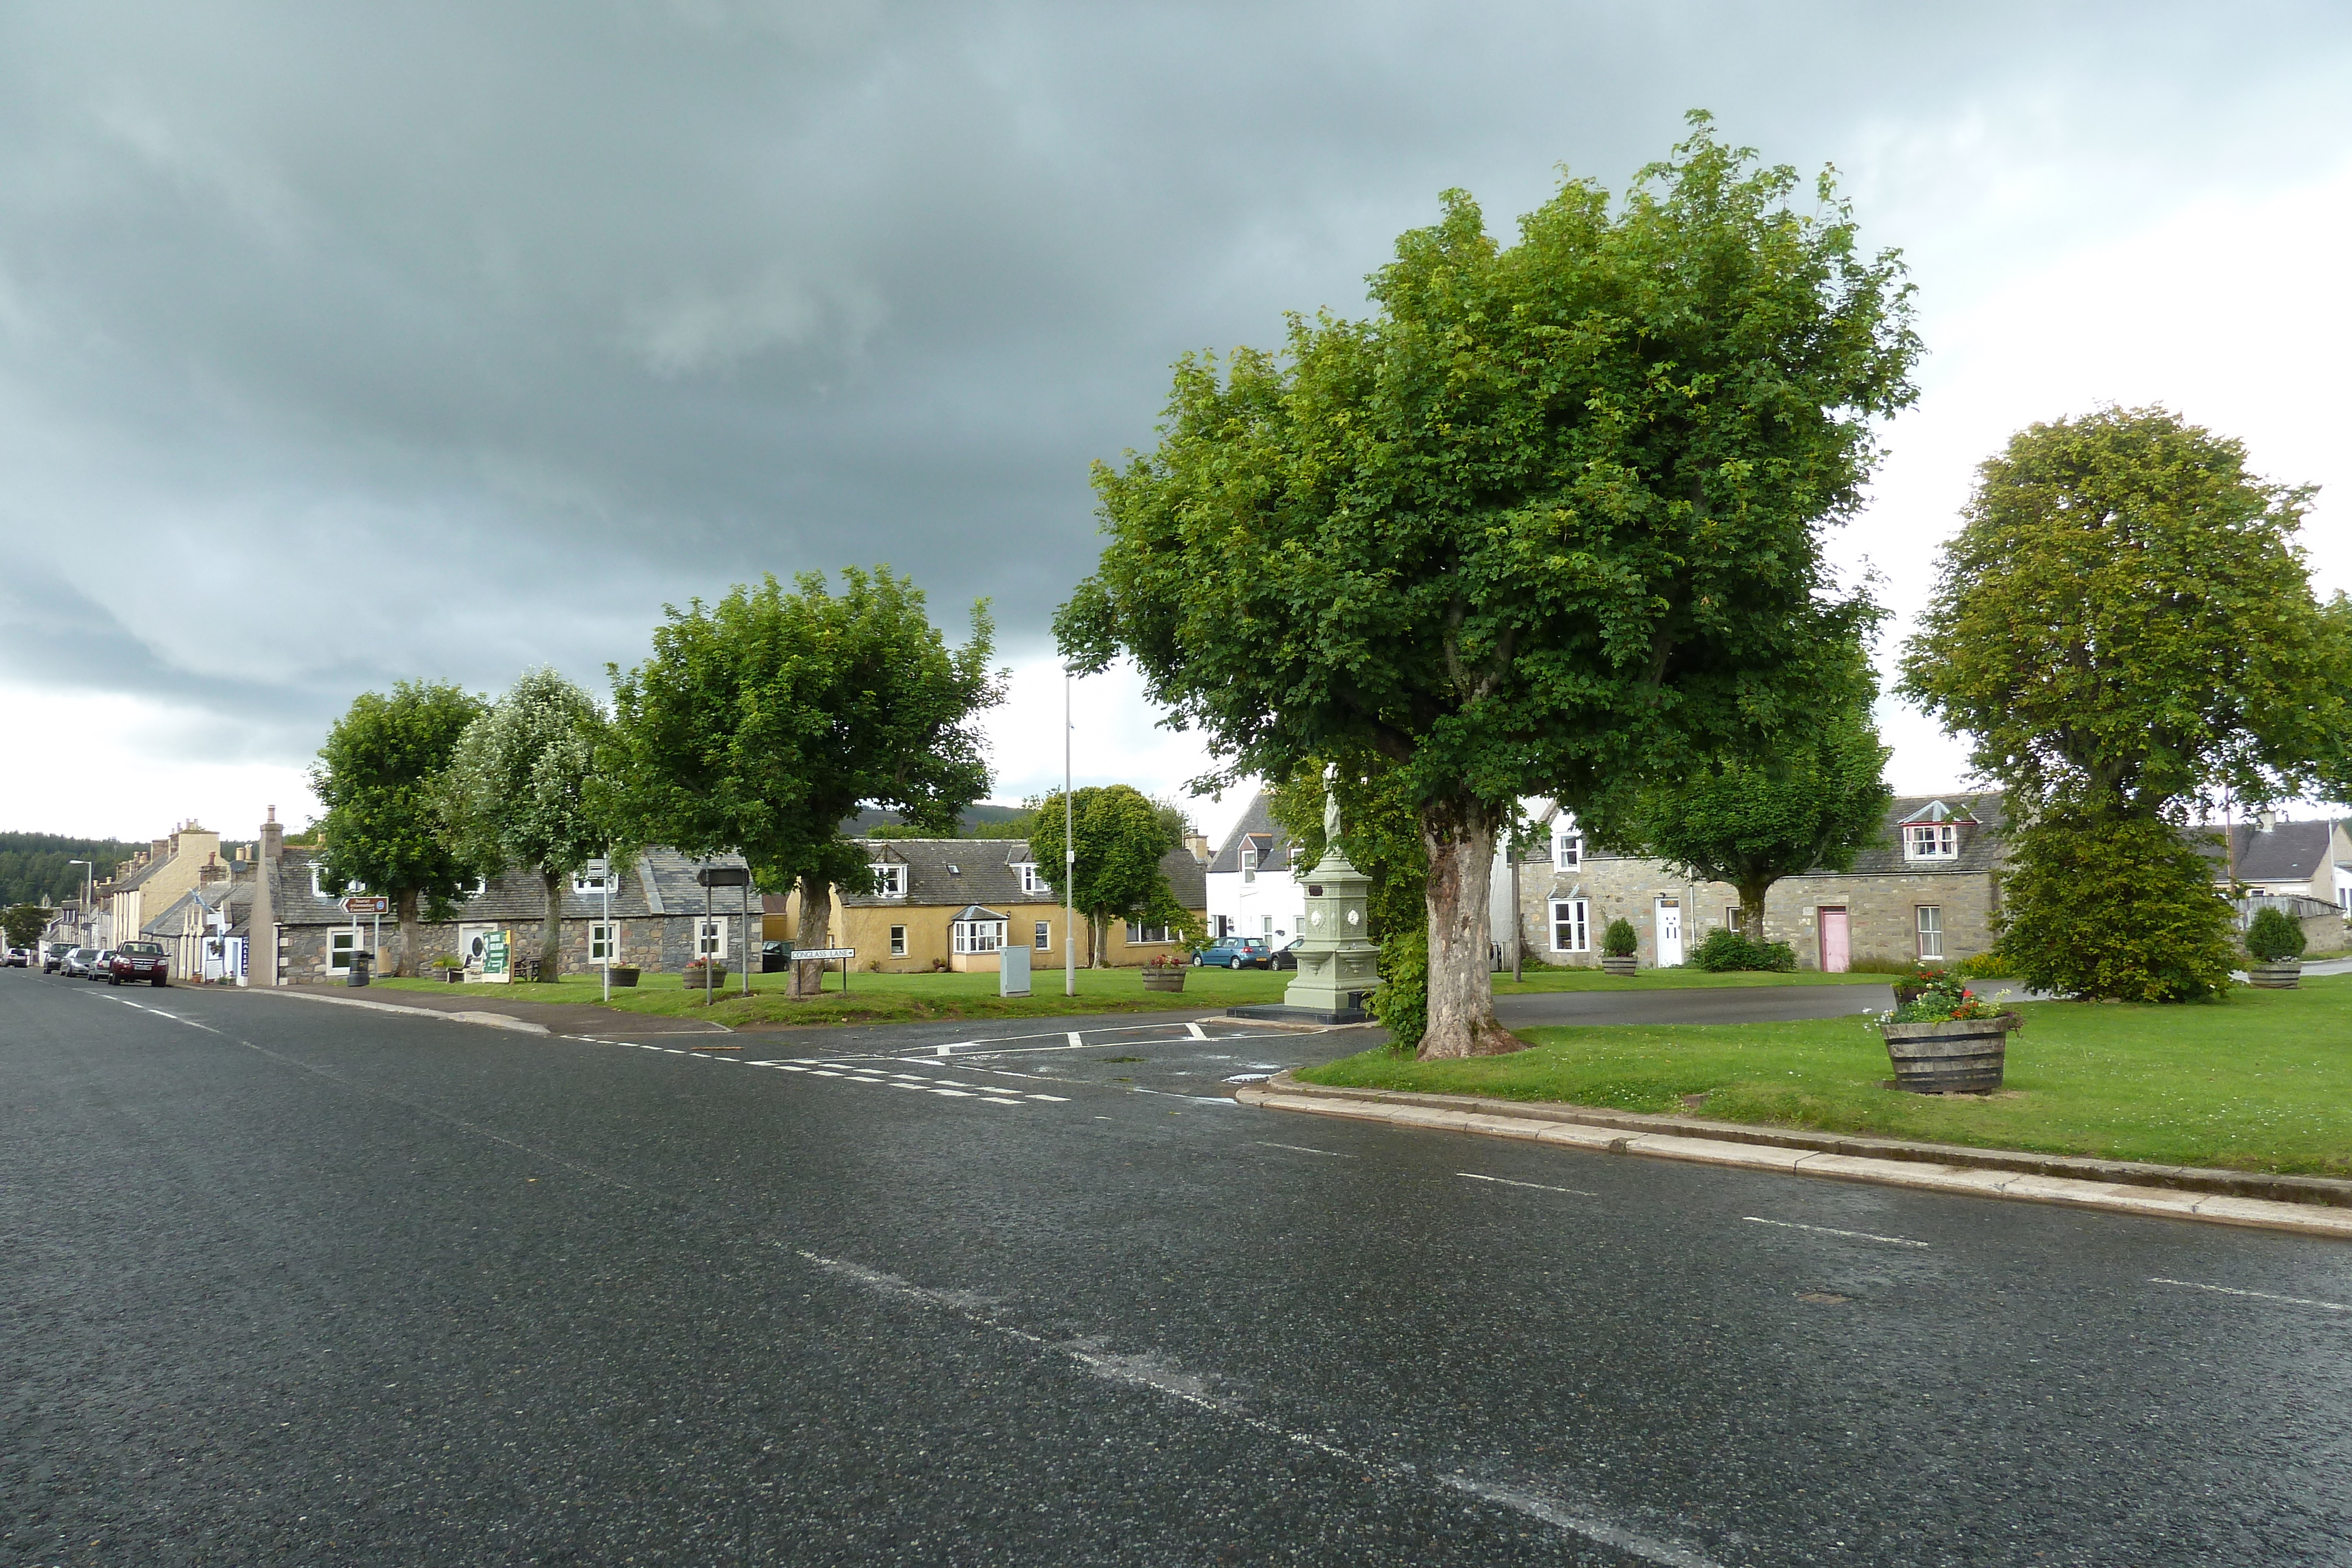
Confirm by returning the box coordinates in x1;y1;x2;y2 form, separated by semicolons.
1230;788;1379;1026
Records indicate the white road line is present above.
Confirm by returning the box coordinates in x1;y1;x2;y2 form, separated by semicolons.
1743;1216;1929;1248
930;1088;974;1098
1025;1094;1070;1102
2150;1278;2352;1312
1259;1141;1355;1158
795;1248;1728;1567
981;1096;1024;1106
1459;1172;1596;1196
810;1069;843;1076
1067;1031;1083;1048
1184;1021;1207;1039
888;1081;927;1091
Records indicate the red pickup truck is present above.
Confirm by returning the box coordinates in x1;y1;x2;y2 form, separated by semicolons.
109;941;170;987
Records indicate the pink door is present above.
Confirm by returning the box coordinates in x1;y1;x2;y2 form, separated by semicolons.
1819;907;1850;973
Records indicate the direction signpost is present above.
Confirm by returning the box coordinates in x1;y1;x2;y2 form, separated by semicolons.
694;865;753;1001
344;895;389;979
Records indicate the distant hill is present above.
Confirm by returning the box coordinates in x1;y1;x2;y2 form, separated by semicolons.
841;803;1034;837
0;832;145;909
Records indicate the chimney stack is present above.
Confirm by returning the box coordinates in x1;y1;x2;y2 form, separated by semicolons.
1182;831;1211;864
260;805;284;864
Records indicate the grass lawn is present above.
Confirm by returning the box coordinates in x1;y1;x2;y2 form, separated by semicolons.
373;964;1295;1027
1297;975;2352;1177
1493;967;1894;994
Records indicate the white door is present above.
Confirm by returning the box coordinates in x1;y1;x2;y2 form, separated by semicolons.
1655;898;1683;966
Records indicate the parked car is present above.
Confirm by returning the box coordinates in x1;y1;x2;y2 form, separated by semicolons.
58;946;95;977
42;943;72;972
1194;937;1274;969
761;941;792;973
81;948;116;980
4;947;27;968
109;941;170;987
1268;935;1306;971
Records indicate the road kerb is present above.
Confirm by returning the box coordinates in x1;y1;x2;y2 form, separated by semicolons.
1237;1086;2352;1240
247;987;553;1035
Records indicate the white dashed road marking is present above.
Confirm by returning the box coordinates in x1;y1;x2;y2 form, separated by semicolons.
1744;1216;1929;1249
1259;1141;1355;1158
2150;1278;2351;1312
1457;1172;1595;1196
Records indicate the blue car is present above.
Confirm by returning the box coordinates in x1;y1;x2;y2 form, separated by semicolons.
1194;937;1274;969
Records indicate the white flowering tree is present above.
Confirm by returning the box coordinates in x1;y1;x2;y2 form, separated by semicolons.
445;667;609;979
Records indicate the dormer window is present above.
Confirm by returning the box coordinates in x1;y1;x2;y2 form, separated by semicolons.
570;868;610;895
1553;825;1583;868
1016;862;1046;894
1906;823;1959;860
1241;848;1258;884
873;864;906;897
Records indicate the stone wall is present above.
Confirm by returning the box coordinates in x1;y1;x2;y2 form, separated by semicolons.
1510;853;2002;971
271;914;724;983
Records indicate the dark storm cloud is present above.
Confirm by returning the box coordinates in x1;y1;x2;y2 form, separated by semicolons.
2;1;2347;755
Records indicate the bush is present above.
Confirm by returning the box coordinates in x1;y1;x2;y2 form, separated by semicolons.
1992;805;2237;1001
1690;927;1797;972
1602;918;1639;958
1370;928;1426;1055
1952;951;2007;979
2246;905;2308;964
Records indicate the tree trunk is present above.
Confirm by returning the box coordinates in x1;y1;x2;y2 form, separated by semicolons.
791;872;830;998
396;887;420;978
1086;912;1104;968
540;868;564;981
1416;794;1520;1059
1736;878;1773;943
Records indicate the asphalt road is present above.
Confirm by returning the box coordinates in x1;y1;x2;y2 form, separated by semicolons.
7;970;2351;1566
1493;983;1895;1029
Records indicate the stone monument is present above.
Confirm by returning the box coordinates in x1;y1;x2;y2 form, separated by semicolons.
1232;782;1379;1025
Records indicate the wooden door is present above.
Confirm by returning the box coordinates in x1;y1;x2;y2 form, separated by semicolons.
1819;907;1850;973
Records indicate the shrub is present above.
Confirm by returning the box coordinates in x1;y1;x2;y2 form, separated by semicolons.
1370;928;1426;1055
1991;805;2236;1001
1952;951;2007;979
1690;927;1797;972
1602;918;1639;958
2245;905;2308;964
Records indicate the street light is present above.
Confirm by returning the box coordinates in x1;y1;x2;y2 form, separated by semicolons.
1065;667;1076;998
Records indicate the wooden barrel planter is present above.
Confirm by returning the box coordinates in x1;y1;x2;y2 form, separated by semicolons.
607;967;641;988
1141;969;1185;993
1882;1015;2020;1093
1601;955;1638;977
2247;961;2303;990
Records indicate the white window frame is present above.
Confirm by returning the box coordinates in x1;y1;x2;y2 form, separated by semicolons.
1550;897;1589;954
951;918;1005;955
1241;847;1258;884
1725;905;1742;932
1905;823;1959;860
696;917;730;959
1553;826;1583;869
572;868;610;896
1033;920;1051;951
1016;862;1046;895
590;922;616;963
1262;915;1274;938
873;864;906;898
1916;905;1945;960
1126;921;1174;945
328;930;367;972
888;924;907;957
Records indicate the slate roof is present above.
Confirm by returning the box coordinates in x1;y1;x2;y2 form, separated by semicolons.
263;847;764;927
1562;791;2009;875
840;838;1207;912
2194;820;2341;885
143;882;255;940
1207;791;1298;875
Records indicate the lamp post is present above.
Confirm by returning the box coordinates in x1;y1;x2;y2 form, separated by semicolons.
1064;667;1076;997
68;860;92;945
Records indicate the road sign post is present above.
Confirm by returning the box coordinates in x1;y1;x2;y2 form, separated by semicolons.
695;866;752;1007
793;947;854;997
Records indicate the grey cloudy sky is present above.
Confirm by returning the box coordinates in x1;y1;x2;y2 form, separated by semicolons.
6;2;2350;842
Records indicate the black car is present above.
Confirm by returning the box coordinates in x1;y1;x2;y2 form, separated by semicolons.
761;941;793;973
1268;935;1307;971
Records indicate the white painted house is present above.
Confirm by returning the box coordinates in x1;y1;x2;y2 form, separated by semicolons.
1204;790;1307;944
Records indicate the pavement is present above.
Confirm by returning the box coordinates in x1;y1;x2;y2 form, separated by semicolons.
10;966;2352;1564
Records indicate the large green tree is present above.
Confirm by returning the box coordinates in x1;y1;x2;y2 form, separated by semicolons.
1901;407;2352;999
4;902;56;950
1902;406;2351;816
599;567;1002;993
312;680;487;975
1057;117;1919;1057
443;667;609;981
1027;784;1195;967
1585;660;1891;944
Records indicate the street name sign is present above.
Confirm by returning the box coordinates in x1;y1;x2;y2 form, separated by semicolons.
794;947;855;961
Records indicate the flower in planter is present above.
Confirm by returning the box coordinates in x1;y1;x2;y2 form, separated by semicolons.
1874;978;2016;1027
